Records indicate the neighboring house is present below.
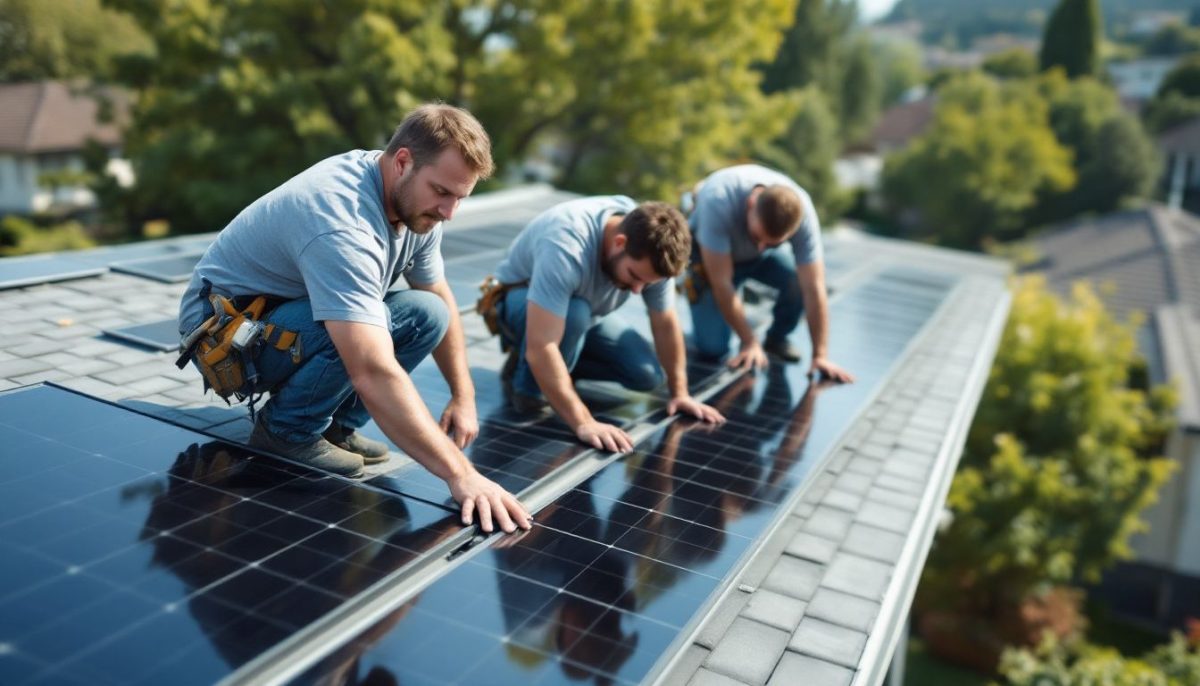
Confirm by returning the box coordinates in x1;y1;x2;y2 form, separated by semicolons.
0;81;132;215
1128;11;1187;38
834;95;934;201
1108;57;1182;102
1159;117;1200;210
1026;205;1200;628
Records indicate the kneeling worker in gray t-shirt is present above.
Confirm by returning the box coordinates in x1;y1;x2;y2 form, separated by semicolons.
487;198;725;452
178;104;530;535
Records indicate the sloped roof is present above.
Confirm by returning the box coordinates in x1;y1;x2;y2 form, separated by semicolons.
1159;117;1200;158
1027;205;1200;430
0;81;128;154
0;190;1011;685
869;97;934;152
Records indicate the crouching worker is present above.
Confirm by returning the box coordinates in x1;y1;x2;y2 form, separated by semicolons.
478;197;725;453
177;104;530;534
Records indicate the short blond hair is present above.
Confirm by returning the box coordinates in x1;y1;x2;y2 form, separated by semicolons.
756;185;803;239
385;103;494;179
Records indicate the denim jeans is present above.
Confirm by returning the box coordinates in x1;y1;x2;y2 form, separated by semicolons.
498;287;663;398
249;289;449;442
689;246;805;358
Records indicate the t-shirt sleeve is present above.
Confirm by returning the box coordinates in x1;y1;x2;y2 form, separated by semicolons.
790;191;824;266
642;278;676;313
297;232;390;327
406;227;445;286
526;239;584;319
693;187;733;255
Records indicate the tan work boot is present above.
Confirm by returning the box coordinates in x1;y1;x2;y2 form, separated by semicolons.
322;425;390;464
249;418;365;478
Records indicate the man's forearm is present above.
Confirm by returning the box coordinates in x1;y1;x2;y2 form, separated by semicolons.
804;286;830;360
650;315;688;397
353;364;472;482
526;344;593;429
711;281;756;344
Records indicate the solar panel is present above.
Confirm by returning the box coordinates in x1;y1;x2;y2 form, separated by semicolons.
0;255;105;290
0;384;462;686
102;318;180;352
285;269;958;685
109;253;203;284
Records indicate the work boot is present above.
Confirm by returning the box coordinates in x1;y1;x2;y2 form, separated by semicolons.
249;418;365;478
502;375;547;414
762;337;803;363
323;425;390;464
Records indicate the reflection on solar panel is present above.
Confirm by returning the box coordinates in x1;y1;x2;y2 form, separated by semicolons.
0;255;105;290
102;318;181;352
289;268;959;685
0;384;461;686
109;253;204;284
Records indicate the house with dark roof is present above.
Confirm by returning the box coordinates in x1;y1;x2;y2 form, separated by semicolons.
1025;204;1200;628
0;187;1011;685
0;81;131;215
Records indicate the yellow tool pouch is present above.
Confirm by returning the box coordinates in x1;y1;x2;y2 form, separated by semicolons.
177;295;301;403
475;277;527;339
683;262;708;305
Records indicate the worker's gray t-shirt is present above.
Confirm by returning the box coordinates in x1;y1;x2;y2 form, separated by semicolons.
492;195;674;319
689;164;823;266
178;149;444;333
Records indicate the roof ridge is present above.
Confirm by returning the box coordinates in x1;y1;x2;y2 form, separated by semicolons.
1147;207;1187;305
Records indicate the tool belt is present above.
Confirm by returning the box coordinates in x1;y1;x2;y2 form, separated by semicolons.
175;294;301;403
683;261;709;305
475;277;527;345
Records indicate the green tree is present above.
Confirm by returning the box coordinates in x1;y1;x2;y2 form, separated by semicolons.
998;631;1200;686
109;0;797;232
920;277;1175;642
0;0;149;81
753;87;848;221
1143;22;1200;57
1039;0;1102;79
1158;53;1200;99
759;0;880;142
872;39;926;107
1143;90;1200;135
0;216;94;256
882;73;1075;248
1031;73;1159;223
983;48;1039;79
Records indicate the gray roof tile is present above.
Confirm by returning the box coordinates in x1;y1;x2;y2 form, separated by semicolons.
788;617;867;668
742;589;808;632
806;588;881;632
691;667;752;686
767;652;854;686
800;506;853;541
704;618;791;685
761;555;823;601
821;553;893;601
785;531;839;565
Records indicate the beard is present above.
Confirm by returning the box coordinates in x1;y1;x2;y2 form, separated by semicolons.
391;174;440;234
601;250;630;290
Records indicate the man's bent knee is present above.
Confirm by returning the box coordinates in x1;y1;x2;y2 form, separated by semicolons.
387;289;450;351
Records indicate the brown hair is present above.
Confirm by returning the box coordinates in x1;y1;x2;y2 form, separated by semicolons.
620;202;691;278
384;103;494;179
756;185;804;239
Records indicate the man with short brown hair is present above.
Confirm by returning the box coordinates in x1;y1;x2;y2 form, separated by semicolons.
686;164;853;382
179;103;531;534
487;197;724;452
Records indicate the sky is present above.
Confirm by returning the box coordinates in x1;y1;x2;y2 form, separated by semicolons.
859;0;901;23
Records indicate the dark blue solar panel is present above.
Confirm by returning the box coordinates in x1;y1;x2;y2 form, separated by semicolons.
102;318;180;352
0;384;462;686
288;269;958;685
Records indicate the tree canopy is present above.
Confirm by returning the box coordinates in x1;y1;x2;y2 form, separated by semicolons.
1039;0;1102;79
105;0;798;233
0;0;149;81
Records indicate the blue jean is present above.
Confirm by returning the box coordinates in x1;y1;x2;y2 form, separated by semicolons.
498;287;663;398
250;290;449;442
689;247;805;358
